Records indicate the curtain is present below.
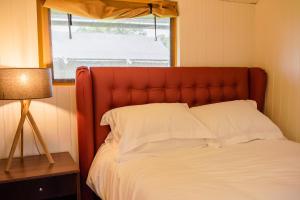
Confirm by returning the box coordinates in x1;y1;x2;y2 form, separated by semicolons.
43;0;178;19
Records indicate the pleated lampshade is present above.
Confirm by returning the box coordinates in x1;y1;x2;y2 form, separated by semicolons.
0;68;53;100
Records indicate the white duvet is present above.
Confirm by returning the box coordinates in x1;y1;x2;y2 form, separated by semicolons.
87;139;300;200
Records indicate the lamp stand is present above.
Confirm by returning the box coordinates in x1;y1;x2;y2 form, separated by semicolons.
5;100;54;172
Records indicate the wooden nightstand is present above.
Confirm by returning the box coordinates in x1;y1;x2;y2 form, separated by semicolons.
0;152;80;200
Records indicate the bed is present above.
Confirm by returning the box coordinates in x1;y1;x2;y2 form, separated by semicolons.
76;67;300;200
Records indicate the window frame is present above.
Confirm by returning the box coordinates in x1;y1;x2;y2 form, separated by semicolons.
37;0;177;84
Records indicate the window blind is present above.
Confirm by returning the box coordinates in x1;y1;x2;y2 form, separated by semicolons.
43;0;178;19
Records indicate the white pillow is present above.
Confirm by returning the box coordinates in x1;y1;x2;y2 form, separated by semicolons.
190;100;284;146
101;103;215;154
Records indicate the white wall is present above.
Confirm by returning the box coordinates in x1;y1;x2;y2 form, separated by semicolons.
0;0;38;67
0;0;78;161
0;0;256;160
0;87;78;161
255;0;300;142
178;0;255;66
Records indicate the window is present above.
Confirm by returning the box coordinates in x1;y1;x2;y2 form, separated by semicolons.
37;5;176;83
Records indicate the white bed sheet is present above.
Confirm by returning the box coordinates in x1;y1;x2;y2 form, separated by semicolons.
87;139;300;200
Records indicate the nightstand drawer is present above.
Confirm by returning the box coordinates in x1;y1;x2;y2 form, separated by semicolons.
0;174;77;200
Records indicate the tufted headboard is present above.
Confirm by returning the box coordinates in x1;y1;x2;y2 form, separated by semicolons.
76;67;267;200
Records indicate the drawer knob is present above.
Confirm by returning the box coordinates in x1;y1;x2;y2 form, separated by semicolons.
39;187;43;192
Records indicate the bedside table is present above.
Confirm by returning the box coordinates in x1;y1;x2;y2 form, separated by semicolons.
0;152;80;200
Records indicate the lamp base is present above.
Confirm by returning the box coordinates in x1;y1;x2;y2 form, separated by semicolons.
5;100;54;172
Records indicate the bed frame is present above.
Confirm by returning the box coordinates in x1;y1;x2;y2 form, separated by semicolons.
75;67;267;200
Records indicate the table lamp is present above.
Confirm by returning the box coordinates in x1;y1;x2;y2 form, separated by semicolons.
0;68;54;172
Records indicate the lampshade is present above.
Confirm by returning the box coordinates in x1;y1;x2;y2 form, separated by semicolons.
0;68;53;100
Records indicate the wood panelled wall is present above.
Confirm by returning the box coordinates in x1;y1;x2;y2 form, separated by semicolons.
255;0;300;142
0;0;38;68
0;0;256;160
177;0;255;67
3;0;288;161
0;0;78;160
0;87;78;161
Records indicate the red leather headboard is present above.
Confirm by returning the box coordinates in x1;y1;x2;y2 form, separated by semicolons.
76;67;267;200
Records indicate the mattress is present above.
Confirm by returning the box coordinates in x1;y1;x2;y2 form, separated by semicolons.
87;139;300;200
